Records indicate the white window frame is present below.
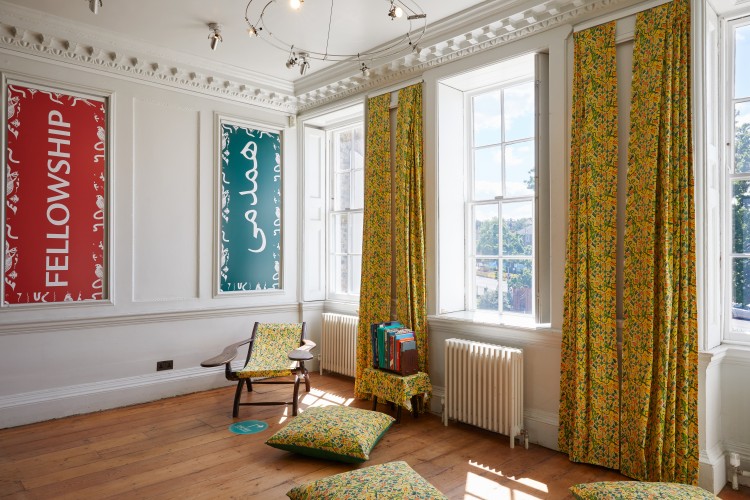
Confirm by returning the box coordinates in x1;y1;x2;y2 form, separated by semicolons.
465;80;537;318
326;119;364;302
435;52;549;327
723;14;750;344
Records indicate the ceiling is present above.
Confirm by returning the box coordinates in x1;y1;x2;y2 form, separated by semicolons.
5;0;489;84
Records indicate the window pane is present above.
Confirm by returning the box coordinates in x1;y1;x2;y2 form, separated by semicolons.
475;259;499;311
502;259;532;314
336;130;353;171
353;126;364;156
736;24;750;99
352;212;363;255
474;146;502;200
332;213;349;253
504;82;535;142
736;102;750;173
350;255;362;296
334;255;348;294
474;204;498;256
732;257;750;329
733;180;750;254
334;172;351;210
504;140;535;197
473;92;502;147
352;167;364;210
502;201;533;256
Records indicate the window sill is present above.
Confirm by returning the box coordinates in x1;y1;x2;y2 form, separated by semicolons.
323;299;359;317
435;310;550;330
428;312;559;349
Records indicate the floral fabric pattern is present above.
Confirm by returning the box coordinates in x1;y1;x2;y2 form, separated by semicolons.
266;406;393;463
570;481;715;499
394;84;429;378
358;368;431;411
286;461;447;500
237;323;303;379
558;21;620;470
621;0;698;484
355;85;429;404
355;93;393;399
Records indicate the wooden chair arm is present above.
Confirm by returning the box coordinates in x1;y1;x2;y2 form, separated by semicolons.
298;339;316;351
200;338;252;367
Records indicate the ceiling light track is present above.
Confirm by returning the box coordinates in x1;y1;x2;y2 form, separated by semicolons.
243;0;426;76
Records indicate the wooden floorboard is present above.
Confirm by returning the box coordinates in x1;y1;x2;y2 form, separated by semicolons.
0;373;745;499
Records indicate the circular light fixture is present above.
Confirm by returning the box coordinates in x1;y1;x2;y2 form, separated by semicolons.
244;0;427;74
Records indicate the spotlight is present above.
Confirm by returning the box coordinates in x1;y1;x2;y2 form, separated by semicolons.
88;0;102;14
299;53;310;75
208;23;223;51
290;0;303;9
360;62;370;77
285;49;298;68
247;25;261;37
388;2;403;19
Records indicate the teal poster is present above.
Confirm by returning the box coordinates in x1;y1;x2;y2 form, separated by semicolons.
219;121;281;292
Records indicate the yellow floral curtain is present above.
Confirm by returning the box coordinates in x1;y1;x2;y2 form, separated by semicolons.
355;84;428;398
354;93;392;399
621;0;698;484
394;84;428;374
558;21;620;470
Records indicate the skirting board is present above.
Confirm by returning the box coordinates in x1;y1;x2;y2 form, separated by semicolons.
430;385;560;451
700;443;728;494
0;363;245;428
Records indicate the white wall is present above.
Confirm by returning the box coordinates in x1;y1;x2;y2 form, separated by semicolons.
0;51;308;427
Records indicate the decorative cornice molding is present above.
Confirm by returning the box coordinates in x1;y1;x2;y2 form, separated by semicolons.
295;0;636;112
0;4;297;113
0;303;300;336
2;0;645;114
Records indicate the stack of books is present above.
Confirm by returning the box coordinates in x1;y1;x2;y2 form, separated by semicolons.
370;321;418;376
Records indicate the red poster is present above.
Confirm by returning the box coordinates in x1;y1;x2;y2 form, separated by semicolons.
4;84;106;304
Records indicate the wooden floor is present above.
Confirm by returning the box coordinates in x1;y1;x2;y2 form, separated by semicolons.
0;373;747;499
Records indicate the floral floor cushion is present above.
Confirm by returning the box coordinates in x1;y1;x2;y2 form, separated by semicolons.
266;406;394;463
286;460;447;500
570;481;717;499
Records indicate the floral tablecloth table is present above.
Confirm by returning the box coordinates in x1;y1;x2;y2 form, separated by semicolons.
359;368;432;422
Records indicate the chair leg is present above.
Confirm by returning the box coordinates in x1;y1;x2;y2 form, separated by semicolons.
292;375;301;416
304;368;311;392
245;379;253;392
232;380;245;418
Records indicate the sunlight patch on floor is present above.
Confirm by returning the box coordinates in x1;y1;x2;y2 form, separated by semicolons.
278;389;354;423
465;472;512;499
466;461;548;499
464;472;544;500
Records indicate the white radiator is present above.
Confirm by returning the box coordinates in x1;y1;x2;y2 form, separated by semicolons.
320;313;358;378
443;338;525;448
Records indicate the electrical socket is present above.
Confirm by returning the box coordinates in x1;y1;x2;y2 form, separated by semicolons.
156;360;173;371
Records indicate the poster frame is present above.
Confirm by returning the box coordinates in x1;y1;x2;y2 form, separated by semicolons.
214;113;284;298
1;73;114;308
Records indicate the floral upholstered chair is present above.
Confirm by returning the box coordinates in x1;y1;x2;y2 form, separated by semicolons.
201;322;316;417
